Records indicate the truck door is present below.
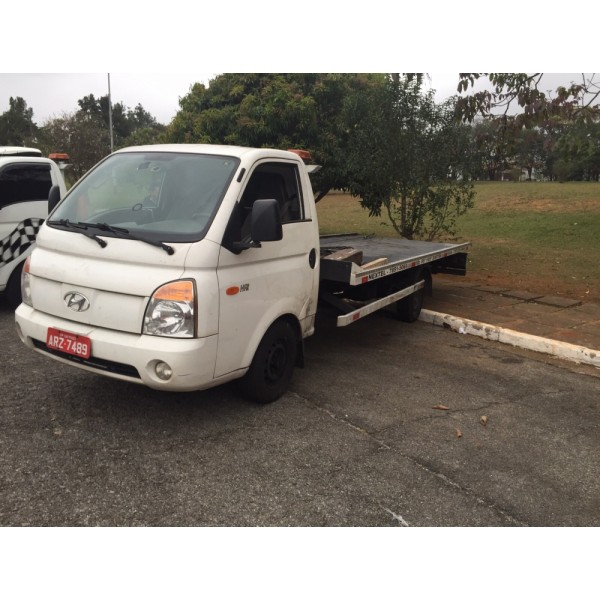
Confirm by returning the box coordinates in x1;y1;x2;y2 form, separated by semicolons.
214;160;319;378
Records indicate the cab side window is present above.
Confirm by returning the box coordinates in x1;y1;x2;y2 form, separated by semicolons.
0;163;52;210
240;163;304;227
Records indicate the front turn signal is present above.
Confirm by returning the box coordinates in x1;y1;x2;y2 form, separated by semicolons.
143;279;196;338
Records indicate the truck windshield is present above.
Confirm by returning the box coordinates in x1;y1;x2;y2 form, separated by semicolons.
49;151;239;243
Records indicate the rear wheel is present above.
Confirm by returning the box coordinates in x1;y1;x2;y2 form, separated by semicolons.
396;268;427;323
241;320;298;404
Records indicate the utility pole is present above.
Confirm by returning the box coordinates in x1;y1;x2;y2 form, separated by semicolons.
107;73;114;153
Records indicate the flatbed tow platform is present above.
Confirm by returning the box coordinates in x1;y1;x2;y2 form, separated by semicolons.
318;233;470;326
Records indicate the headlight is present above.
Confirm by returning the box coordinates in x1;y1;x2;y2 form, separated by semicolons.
21;256;32;307
143;280;196;338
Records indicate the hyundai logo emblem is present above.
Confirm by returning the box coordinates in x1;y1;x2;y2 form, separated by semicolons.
64;292;90;312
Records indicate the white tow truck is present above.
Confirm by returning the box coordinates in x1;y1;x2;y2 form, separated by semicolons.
15;144;469;403
0;147;68;306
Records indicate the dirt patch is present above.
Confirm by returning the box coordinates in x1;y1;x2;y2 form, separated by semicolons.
476;197;600;213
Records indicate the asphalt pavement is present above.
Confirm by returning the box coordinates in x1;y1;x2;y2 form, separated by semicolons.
423;278;600;369
1;282;599;527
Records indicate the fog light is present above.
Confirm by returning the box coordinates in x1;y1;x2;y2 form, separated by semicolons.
155;361;173;381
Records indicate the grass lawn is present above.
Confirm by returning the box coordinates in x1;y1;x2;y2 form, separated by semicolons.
316;182;600;302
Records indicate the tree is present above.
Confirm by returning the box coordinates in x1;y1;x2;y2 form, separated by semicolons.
76;94;162;149
468;118;514;181
343;76;474;240
76;94;104;120
165;73;385;197
553;120;600;181
37;113;111;181
167;74;320;146
0;92;162;181
455;73;600;127
124;124;167;147
166;73;474;239
77;94;131;145
0;96;38;146
514;127;545;181
129;103;159;129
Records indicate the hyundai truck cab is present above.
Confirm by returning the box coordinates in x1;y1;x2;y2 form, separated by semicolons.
16;145;320;402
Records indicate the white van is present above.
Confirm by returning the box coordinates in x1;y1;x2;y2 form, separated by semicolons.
0;147;67;306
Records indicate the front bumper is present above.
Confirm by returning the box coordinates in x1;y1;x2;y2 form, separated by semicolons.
15;304;222;392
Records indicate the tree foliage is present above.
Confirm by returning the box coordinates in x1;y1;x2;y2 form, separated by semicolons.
455;73;600;127
514;127;545;181
343;76;475;240
34;96;163;183
167;73;474;239
13;73;600;231
76;94;162;148
468;119;513;181
37;113;111;181
553;120;600;181
165;73;385;197
451;73;600;181
0;96;38;146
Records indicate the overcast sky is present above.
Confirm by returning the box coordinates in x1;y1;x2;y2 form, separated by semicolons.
0;73;216;126
1;73;593;127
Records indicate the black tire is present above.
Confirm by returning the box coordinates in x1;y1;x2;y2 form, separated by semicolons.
241;319;298;404
396;268;426;323
5;261;24;309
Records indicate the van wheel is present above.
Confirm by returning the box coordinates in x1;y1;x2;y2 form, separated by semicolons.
5;262;24;308
241;320;298;404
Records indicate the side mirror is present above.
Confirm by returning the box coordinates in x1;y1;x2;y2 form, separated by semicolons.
251;198;283;242
48;185;62;213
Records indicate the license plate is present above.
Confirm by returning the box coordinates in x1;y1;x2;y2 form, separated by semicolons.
46;327;91;359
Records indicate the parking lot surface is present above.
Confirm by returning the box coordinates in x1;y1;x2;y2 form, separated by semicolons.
1;298;599;526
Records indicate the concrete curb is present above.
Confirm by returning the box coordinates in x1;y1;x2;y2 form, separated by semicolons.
419;309;600;369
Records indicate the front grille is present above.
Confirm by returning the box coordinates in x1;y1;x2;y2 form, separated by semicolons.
32;339;141;379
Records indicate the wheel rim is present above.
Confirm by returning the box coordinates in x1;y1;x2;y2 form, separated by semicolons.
264;339;287;383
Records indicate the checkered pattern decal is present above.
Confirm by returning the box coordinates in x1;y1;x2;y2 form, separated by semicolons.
0;218;44;266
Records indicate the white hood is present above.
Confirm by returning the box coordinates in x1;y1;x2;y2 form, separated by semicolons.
28;225;219;334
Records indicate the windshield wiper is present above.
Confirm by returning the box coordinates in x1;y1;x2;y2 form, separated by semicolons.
48;218;107;248
48;219;175;255
78;222;175;255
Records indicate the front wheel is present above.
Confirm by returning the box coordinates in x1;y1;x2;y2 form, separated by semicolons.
240;320;298;404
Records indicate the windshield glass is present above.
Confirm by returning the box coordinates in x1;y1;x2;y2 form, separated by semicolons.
50;151;239;242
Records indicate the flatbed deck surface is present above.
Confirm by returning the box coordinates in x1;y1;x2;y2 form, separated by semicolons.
320;234;466;263
319;234;470;285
